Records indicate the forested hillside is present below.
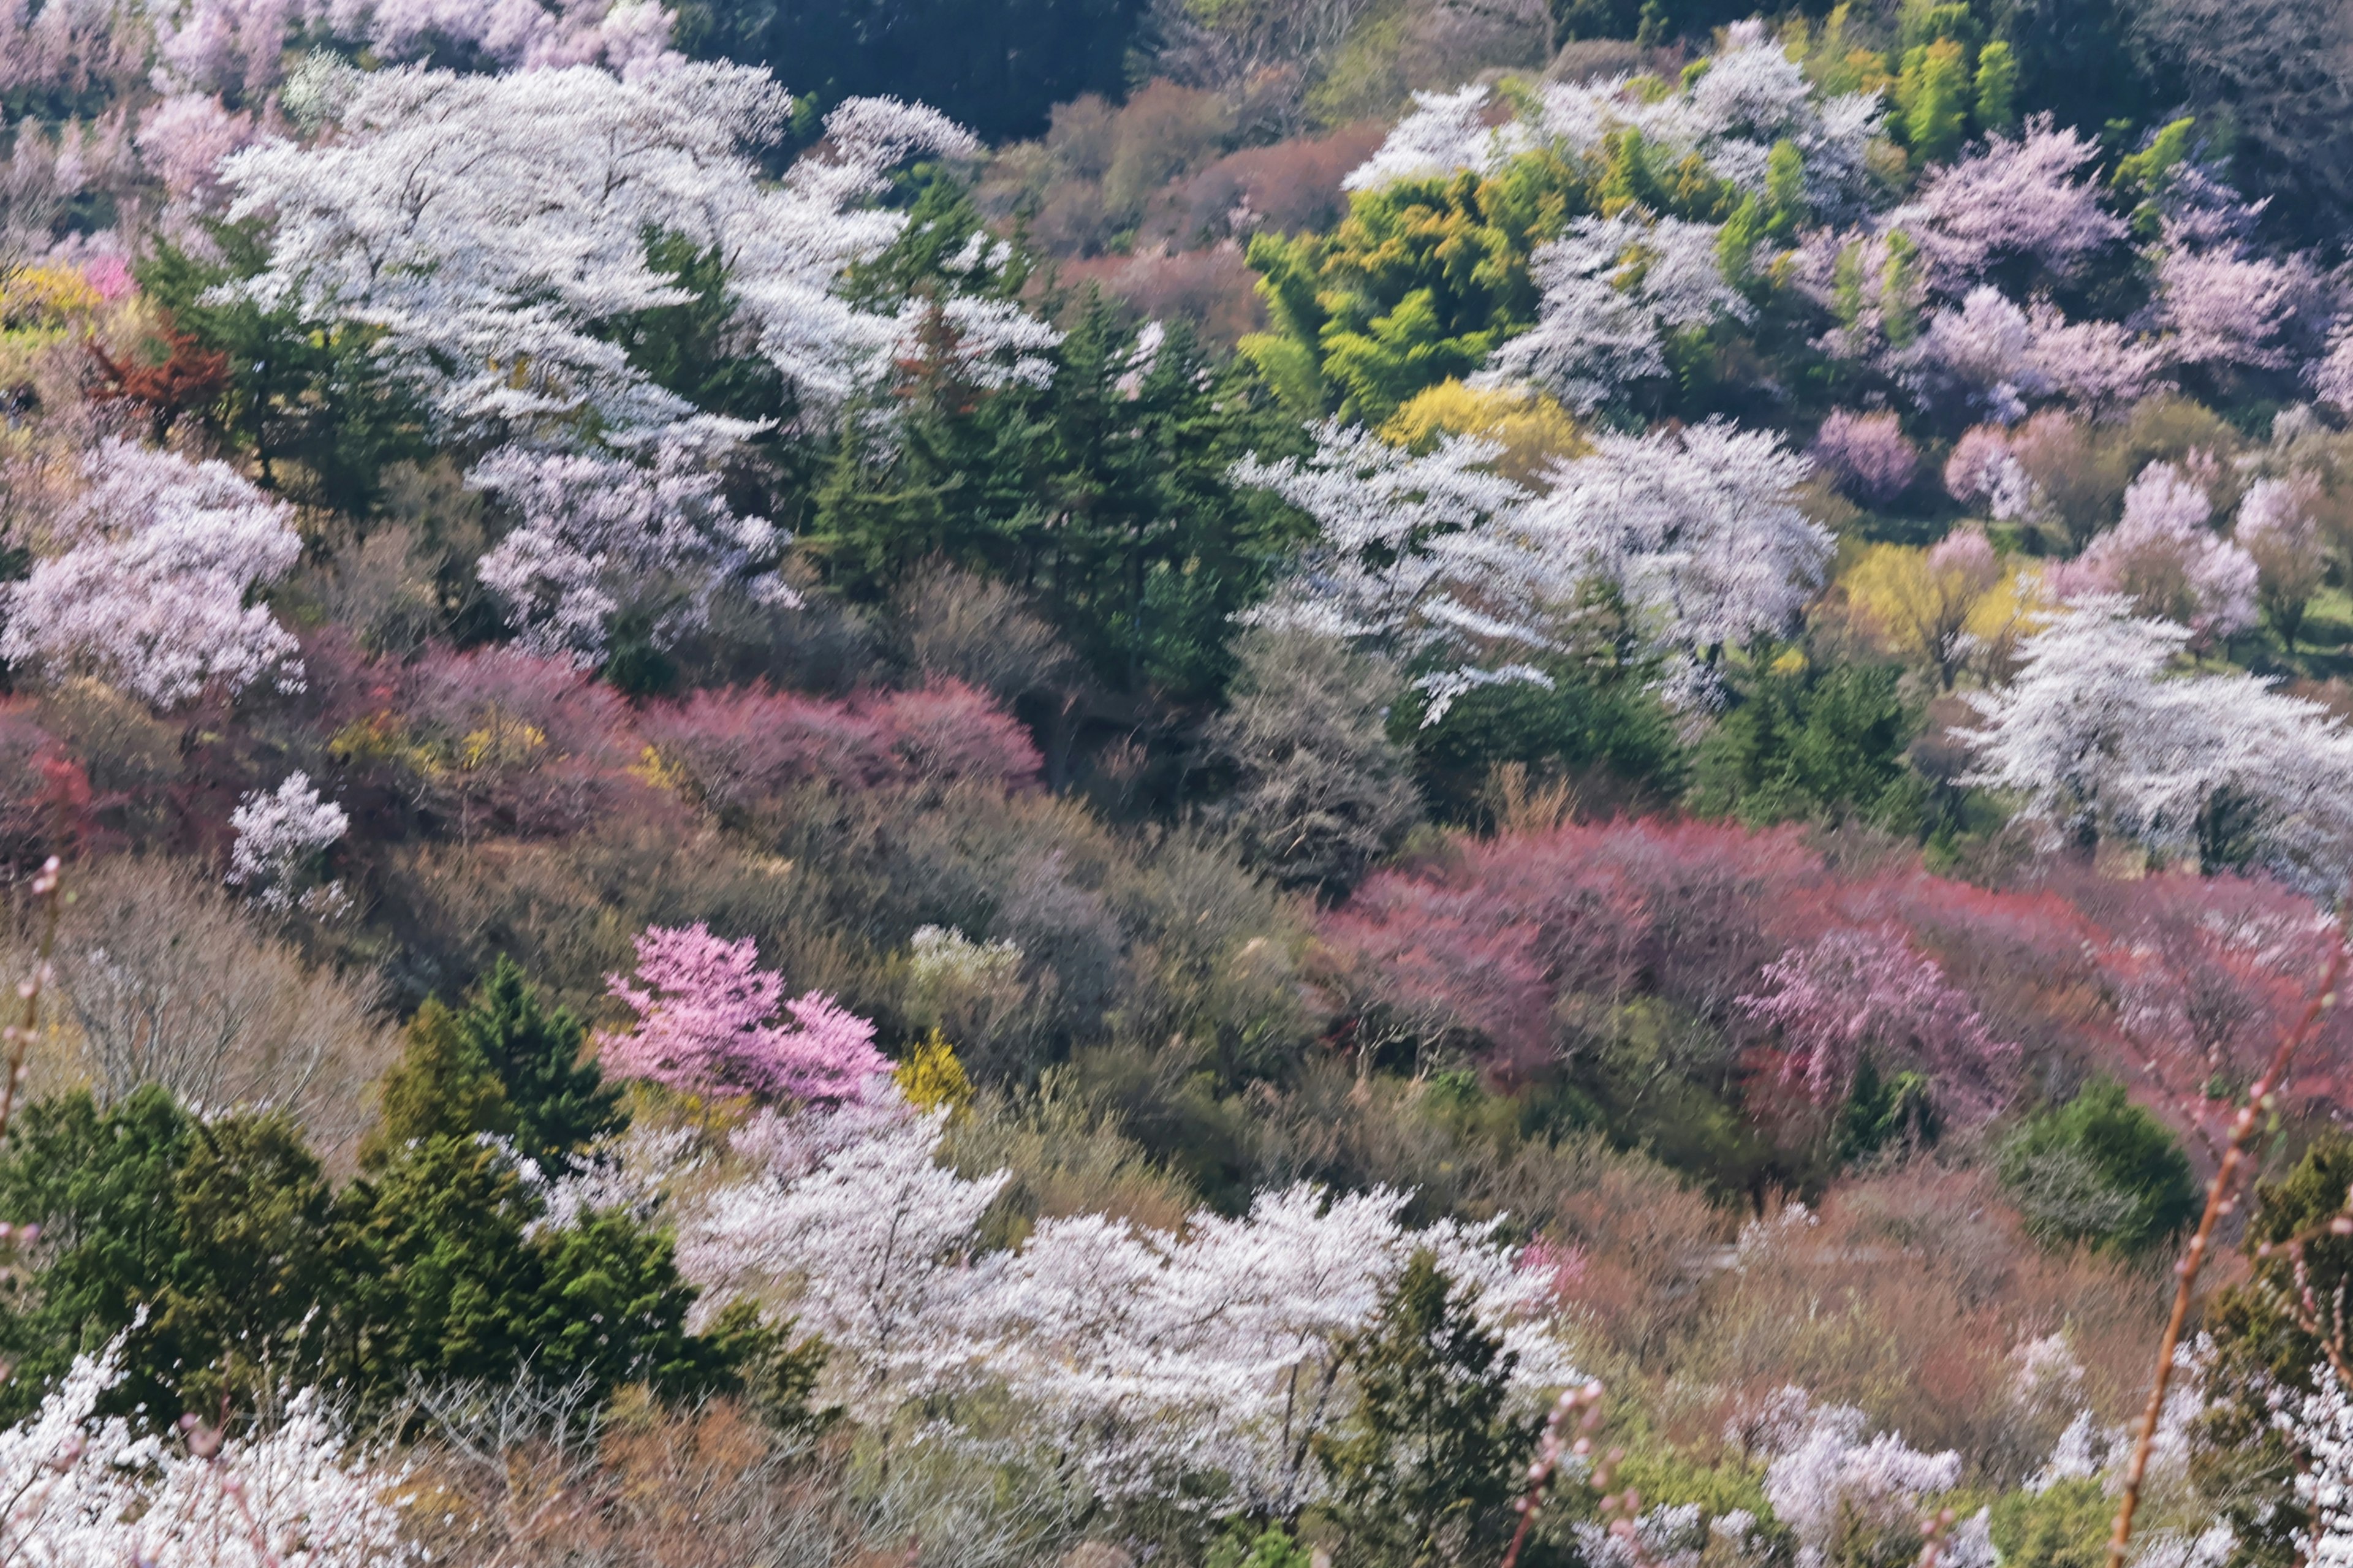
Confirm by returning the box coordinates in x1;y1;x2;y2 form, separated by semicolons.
5;0;2353;1563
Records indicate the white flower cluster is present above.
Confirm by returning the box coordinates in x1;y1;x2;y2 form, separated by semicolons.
1237;417;1825;716
0;1342;414;1568
227;771;350;912
1346;28;1882;212
219;69;982;445
675;1094;1575;1512
1964;596;2353;888
1480;213;1752;412
1;441;303;709
470;433;797;663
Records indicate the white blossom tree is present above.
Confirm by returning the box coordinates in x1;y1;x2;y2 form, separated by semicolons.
675;1093;1574;1510
0;1342;415;1568
1480;212;1751;412
219;66;980;445
0;441;303;708
1514;419;1827;698
1898;118;2128;290
1343;23;1881;212
469;433;796;662
1237;419;1825;714
226;771;350;911
2052;460;2257;638
1963;596;2353;886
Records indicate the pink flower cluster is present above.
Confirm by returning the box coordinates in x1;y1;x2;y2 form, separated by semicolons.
598;922;889;1104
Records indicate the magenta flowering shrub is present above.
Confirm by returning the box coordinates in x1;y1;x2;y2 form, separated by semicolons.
636;679;1042;813
598;922;889;1104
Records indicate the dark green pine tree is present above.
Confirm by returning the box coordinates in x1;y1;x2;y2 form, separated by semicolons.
1315;1251;1543;1568
0;1087;349;1422
452;956;625;1168
346;997;724;1406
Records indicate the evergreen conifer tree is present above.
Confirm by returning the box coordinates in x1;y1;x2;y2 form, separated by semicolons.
453;957;624;1167
1316;1251;1538;1567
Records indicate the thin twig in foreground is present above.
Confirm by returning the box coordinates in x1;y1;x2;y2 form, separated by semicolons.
2105;933;2349;1568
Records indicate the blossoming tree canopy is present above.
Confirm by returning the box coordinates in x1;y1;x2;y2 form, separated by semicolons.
219;67;982;442
0;439;303;708
597;922;889;1103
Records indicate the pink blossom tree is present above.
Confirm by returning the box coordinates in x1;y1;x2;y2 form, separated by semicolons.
1737;923;2017;1124
2055;460;2256;639
1903;118;2129;290
0;439;303;709
1809;410;1917;506
2157;230;2316;373
599;923;889;1104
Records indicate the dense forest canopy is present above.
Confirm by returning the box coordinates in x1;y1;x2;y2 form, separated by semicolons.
7;0;2353;1564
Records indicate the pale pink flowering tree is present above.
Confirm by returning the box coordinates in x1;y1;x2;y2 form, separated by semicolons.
1737;924;2017;1124
2236;474;2328;646
2313;322;2353;415
1944;425;2035;517
598;922;889;1104
151;0;296;96
2158;231;2316;373
2057;461;2256;639
136;91;257;208
0;441;303;709
321;0;680;74
1902;118;2129;290
1809;409;1917;506
2023;300;2168;412
1901;285;2044;421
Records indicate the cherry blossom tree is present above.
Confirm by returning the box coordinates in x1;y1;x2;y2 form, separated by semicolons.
1900;118;2128;290
1809;409;1917;506
597;922;889;1104
1944;425;2039;520
469;435;795;664
1737;923;2017;1123
2279;1366;2353;1568
1901;285;2043;420
677;1094;1574;1509
226;771;349;912
317;0;680;75
2053;461;2257;638
681;1098;1010;1417
1343;25;1881;211
1231;422;1543;714
1238;419;1825;713
135;91;256;208
2023;299;2169;412
1480;212;1751;412
1962;596;2353;885
2313;322;2353;414
1342;84;1515;191
1758;1392;1966;1568
2236;474;2328;646
1516;419;1828;698
0;440;303;709
219;67;980;443
0;1342;415;1568
2158;228;2316;372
